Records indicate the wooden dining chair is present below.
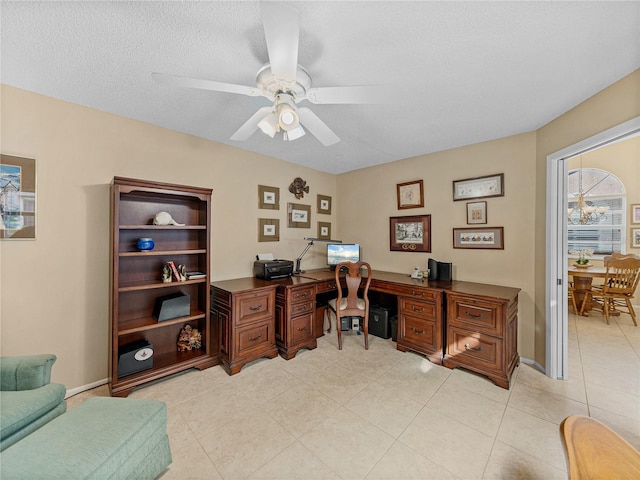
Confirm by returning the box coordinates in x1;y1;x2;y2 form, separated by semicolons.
560;415;640;479
567;282;580;315
579;255;640;325
326;261;372;350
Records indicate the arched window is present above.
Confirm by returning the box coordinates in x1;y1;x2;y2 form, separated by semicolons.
567;168;626;256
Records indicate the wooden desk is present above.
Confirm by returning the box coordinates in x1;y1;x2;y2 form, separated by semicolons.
212;269;521;388
568;266;606;314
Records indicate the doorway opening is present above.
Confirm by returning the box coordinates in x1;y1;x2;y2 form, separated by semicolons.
545;116;640;380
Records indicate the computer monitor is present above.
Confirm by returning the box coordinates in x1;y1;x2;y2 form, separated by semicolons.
327;243;360;269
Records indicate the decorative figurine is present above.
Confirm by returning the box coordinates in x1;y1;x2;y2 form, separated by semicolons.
177;325;202;352
178;264;187;281
161;263;172;283
288;177;309;199
153;211;185;226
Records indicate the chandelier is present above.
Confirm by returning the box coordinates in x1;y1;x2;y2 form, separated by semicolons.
567;160;608;225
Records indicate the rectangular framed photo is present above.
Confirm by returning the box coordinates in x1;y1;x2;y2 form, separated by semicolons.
397;180;424;209
317;194;332;214
1;154;36;240
631;204;640;224
317;222;331;240
453;173;504;201
258;185;280;210
287;203;311;228
389;215;431;252
453;227;504;249
466;201;487;224
258;218;279;242
632;228;640;248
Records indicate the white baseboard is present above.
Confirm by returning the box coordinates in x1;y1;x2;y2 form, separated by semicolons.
64;378;109;399
519;356;545;375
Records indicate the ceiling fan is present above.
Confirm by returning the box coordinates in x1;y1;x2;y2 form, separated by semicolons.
152;2;382;146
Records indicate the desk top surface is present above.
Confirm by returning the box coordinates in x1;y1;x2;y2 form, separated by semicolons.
212;269;520;301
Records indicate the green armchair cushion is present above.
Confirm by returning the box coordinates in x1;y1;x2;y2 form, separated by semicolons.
0;354;67;451
0;354;57;391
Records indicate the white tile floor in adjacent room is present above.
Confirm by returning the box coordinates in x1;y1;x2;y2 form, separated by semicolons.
69;309;640;480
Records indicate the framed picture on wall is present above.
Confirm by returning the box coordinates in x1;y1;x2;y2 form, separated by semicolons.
317;194;332;214
632;228;640;248
453;173;504;201
258;185;280;210
453;227;504;249
397;180;424;209
631;204;640;224
287;203;311;228
1;154;36;240
466;201;487;224
258;218;279;242
318;222;331;240
389;215;431;252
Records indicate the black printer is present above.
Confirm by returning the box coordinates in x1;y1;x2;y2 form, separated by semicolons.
253;259;294;280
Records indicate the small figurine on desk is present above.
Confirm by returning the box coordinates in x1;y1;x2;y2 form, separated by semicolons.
161;264;172;283
178;264;187;281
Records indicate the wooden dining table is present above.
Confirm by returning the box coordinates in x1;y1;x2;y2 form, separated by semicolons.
568;265;607;314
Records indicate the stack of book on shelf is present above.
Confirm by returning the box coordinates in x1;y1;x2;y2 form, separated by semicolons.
186;272;206;280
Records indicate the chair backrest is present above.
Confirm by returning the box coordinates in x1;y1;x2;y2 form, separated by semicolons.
335;261;372;314
609;252;640;261
602;256;640;295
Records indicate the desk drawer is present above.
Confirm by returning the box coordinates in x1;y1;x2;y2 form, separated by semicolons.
290;285;315;304
400;298;437;319
316;279;339;293
400;314;438;350
291;312;314;343
448;295;501;335
447;326;502;373
291;300;314;317
237;321;274;354
236;290;274;327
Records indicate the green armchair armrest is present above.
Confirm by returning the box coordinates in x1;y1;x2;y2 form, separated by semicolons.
0;354;57;391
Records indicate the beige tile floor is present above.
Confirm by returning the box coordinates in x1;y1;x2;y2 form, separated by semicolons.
69;309;640;480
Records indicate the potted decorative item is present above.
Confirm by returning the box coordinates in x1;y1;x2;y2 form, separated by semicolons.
571;247;594;267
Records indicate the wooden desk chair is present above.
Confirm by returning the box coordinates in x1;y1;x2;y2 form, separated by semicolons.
326;261;372;350
568;282;580;315
580;256;640;325
560;415;640;479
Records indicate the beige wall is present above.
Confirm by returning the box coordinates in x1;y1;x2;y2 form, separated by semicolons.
337;134;538;359
535;69;640;364
0;85;336;389
1;68;637;390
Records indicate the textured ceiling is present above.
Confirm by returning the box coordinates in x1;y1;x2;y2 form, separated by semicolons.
1;1;639;174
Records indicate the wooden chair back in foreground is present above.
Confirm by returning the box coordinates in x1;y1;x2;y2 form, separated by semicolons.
326;261;372;350
579;256;640;325
560;415;640;479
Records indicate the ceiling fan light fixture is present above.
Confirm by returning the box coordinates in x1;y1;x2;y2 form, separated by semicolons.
258;111;278;137
277;103;299;131
285;125;305;141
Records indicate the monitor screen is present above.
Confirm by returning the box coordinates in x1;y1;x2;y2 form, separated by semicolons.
327;243;360;266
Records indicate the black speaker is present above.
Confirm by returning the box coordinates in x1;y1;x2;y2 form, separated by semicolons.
428;258;438;280
438;261;453;281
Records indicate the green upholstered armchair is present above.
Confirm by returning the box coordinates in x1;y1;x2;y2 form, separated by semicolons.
0;354;67;451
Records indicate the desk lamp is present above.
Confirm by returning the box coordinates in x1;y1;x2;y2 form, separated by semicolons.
294;237;342;274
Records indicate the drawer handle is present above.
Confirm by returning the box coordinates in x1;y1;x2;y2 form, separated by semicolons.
249;304;263;311
248;334;263;342
411;327;425;335
297;326;308;332
464;343;482;352
411;306;425;313
411;290;425;297
465;311;483;318
328;283;337;289
295;292;310;298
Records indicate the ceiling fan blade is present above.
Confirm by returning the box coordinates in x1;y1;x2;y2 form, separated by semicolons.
152;72;260;97
230;106;274;141
297;108;340;146
306;86;386;104
261;2;299;82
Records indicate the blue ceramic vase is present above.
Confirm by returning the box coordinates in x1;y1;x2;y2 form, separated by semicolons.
137;237;155;251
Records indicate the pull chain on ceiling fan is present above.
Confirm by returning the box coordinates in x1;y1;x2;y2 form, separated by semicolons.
152;2;383;146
